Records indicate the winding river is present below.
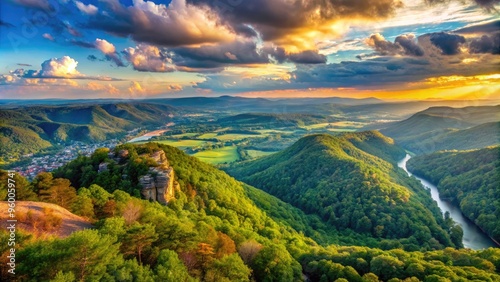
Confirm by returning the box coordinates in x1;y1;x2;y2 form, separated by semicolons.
398;154;498;250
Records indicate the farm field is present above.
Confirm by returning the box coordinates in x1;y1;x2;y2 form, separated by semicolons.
138;139;211;148
192;146;240;164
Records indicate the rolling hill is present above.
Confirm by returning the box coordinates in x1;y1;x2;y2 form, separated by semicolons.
407;146;500;244
381;106;500;154
0;103;180;162
2;143;500;281
225;131;461;249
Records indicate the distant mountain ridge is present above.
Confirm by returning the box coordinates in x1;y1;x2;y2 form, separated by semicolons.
381;105;500;154
0;103;179;162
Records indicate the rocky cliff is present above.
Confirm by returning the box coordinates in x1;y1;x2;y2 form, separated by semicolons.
138;150;176;204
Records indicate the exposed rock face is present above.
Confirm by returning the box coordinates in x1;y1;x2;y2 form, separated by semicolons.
139;150;176;204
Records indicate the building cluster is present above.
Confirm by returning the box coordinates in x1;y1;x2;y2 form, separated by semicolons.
13;140;118;179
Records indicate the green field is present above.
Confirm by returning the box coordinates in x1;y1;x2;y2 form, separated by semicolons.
246;150;277;159
140;139;210;148
192;146;240;164
198;133;263;141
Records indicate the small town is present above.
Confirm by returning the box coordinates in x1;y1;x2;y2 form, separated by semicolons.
12;139;119;179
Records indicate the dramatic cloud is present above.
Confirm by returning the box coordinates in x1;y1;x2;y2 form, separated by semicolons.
39;56;81;77
5;56;123;81
469;34;500;54
366;33;424;56
187;0;403;50
122;44;174;72
95;38;115;54
75;1;98;15
86;0;236;47
288;50;327;64
429;32;466;55
455;20;500;34
395;34;425;56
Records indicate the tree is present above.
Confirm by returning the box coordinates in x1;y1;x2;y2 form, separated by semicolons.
251;244;301;282
370;255;404;281
39;178;77;209
205;253;251;282
121;223;158;264
238;240;263;265
155;249;193;282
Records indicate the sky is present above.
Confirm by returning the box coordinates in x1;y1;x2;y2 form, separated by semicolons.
0;0;499;100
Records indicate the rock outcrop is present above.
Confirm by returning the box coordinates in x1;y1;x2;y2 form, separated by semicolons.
139;150;176;204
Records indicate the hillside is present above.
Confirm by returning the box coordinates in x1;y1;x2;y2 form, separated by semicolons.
381;106;500;154
407;146;500;243
0;103;179;162
0;201;92;237
226;131;462;249
1;144;499;281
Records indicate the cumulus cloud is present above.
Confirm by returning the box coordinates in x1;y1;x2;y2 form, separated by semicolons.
39;56;81;77
365;33;424;56
122;44;174;72
187;0;403;51
469;34;500;54
75;1;98;15
95;38;115;54
86;0;236;47
4;56;124;81
429;32;466;55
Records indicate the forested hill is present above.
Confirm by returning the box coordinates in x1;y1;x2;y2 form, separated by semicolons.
226;131;463;249
407;146;500;244
1;143;500;281
381;105;500;154
0;103;179;162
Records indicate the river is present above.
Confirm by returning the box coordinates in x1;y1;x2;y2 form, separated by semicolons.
398;154;498;250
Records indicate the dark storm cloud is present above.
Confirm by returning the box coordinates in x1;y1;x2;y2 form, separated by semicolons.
455;20;500;34
366;33;425;56
469;34;500;54
395;35;425;56
429;32;466;55
288;50;327;64
169;41;327;71
187;0;403;41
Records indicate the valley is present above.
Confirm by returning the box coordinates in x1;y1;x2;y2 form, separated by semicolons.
398;154;498;250
1;97;499;281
